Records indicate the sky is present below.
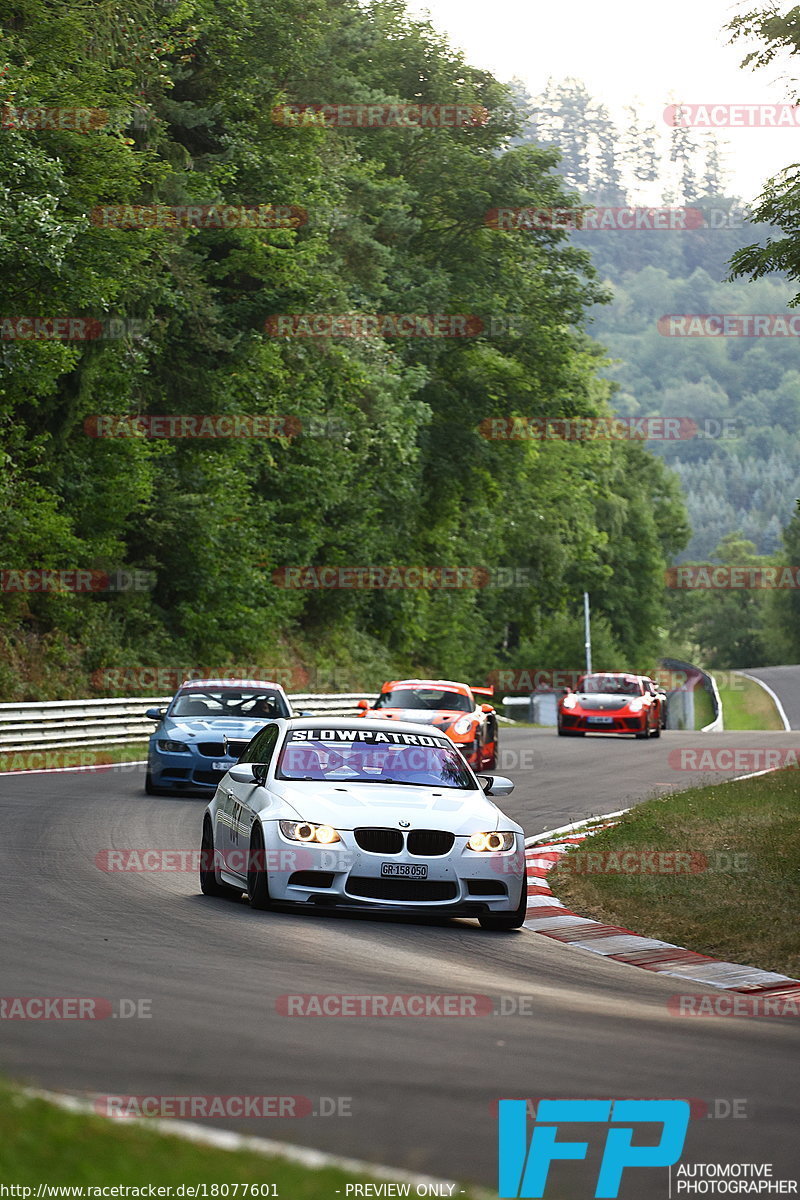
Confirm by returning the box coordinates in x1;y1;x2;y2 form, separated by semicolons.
403;0;800;203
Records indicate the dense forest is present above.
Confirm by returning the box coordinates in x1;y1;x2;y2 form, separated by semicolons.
0;0;692;698
511;78;800;563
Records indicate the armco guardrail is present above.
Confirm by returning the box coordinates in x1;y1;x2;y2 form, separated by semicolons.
0;693;376;754
659;657;723;732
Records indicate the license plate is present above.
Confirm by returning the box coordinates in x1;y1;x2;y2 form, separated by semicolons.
211;760;231;771
381;863;428;878
587;716;614;725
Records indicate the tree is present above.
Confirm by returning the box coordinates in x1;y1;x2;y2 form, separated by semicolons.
622;106;659;190
726;6;800;302
665;534;773;667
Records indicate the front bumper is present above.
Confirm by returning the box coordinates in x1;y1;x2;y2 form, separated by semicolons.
149;744;237;791
560;711;645;734
221;827;526;913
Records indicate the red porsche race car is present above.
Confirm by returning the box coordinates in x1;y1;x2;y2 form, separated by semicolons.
358;679;499;770
557;672;663;739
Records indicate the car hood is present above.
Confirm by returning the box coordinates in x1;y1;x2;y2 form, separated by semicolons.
367;708;467;726
270;781;513;835
573;693;637;711
160;717;268;740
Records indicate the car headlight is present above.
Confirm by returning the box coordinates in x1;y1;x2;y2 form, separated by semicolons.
453;716;474;735
561;695;577;709
467;831;516;852
157;739;190;753
627;698;645;713
279;820;341;845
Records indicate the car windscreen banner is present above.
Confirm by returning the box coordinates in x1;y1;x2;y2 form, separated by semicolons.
289;729;452;746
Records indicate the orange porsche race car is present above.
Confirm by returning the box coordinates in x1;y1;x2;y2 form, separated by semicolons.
557;671;663;739
358;679;499;769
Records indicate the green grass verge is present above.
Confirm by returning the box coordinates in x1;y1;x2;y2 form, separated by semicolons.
550;768;800;978
713;672;784;731
0;1083;486;1196
691;685;714;730
0;743;148;774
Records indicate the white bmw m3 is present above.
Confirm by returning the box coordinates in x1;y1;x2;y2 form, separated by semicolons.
200;717;528;930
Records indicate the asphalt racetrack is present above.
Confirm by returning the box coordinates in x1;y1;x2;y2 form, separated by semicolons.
2;724;799;1197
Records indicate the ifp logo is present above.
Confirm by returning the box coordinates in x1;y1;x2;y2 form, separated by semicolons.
498;1099;690;1197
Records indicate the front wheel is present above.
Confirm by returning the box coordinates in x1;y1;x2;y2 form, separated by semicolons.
651;723;661;738
145;768;170;796
247;823;271;910
479;878;528;931
200;818;240;897
635;724;650;740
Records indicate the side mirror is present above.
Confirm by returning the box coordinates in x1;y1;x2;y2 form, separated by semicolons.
145;707;166;720
477;774;515;797
357;699;370;711
228;764;257;784
480;703;494;713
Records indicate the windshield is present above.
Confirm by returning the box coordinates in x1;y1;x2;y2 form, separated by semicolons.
170;688;290;719
276;730;476;788
579;675;642;697
374;688;473;713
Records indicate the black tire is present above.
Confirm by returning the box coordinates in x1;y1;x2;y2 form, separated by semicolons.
483;718;499;769
247;823;271;910
479;877;528;931
635;724;650;740
651;723;661;738
145;769;170;796
200;818;240;897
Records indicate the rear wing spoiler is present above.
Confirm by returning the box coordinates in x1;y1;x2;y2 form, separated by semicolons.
471;686;494;699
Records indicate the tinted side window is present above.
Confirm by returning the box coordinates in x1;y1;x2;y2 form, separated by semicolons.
241;723;279;764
